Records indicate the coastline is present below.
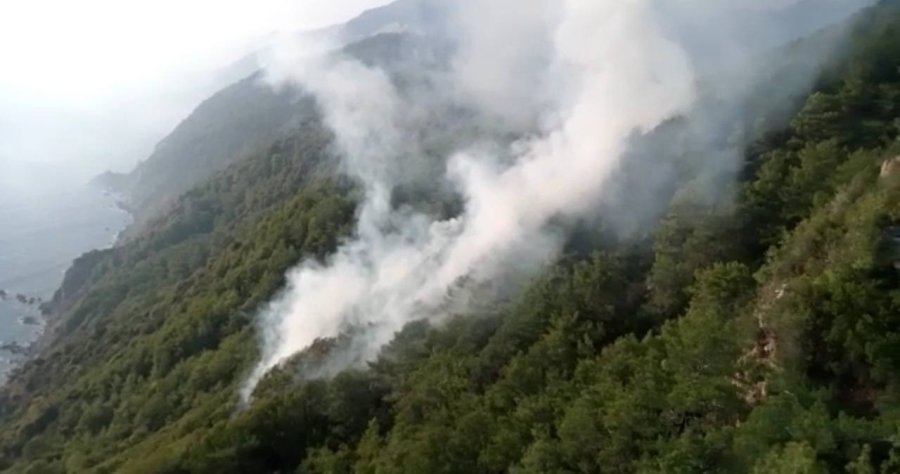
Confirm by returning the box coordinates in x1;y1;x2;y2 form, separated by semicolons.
0;183;132;383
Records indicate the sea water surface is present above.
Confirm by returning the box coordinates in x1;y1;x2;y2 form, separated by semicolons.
0;166;131;381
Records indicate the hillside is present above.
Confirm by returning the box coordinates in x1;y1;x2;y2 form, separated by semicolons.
0;0;897;473
118;75;303;224
105;0;866;234
105;0;453;233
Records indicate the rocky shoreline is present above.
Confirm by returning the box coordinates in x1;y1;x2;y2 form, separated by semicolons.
0;180;133;384
0;287;46;326
0;341;33;357
0;289;45;379
0;289;45;310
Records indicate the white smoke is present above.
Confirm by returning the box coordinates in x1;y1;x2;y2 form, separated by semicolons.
448;0;559;126
241;0;869;401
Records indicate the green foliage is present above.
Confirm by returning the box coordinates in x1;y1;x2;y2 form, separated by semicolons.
122;75;308;230
0;2;899;473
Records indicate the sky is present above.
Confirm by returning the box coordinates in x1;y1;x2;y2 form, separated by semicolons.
0;0;869;184
0;0;389;181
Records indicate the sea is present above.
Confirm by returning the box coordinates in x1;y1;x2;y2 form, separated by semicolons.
0;170;131;381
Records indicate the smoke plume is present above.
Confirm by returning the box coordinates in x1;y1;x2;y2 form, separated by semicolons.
241;0;871;401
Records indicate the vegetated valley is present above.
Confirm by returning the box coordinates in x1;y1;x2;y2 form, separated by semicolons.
0;1;899;473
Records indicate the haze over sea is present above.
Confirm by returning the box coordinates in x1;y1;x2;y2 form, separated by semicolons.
0;163;130;380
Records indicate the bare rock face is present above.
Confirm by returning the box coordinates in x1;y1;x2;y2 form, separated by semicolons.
880;156;900;178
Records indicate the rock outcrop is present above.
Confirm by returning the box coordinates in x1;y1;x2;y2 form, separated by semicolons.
880;156;900;178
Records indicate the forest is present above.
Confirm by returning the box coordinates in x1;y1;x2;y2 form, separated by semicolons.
0;1;897;473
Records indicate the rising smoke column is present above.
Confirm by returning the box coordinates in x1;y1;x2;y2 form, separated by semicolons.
241;0;842;402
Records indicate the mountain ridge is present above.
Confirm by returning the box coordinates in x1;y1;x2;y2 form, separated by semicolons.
3;1;896;472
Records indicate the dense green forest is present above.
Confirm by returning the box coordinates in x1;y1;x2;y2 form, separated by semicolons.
0;1;898;473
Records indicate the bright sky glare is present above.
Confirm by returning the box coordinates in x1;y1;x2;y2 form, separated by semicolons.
0;0;389;104
0;0;389;179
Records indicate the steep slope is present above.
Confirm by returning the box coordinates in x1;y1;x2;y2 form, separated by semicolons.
0;1;896;473
120;75;304;227
108;0;451;232
108;0;867;234
0;117;353;472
